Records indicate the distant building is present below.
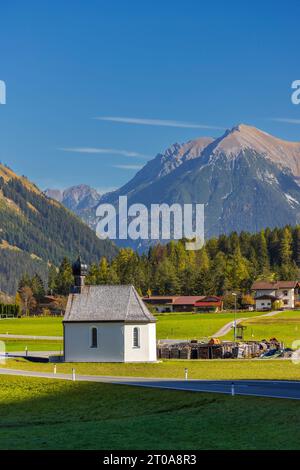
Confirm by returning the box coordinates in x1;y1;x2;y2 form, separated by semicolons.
143;295;223;312
251;280;300;310
63;257;157;362
194;296;223;312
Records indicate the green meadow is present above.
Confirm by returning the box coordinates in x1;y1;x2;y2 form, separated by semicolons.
1;375;300;450
0;316;63;336
0;311;265;345
223;310;300;347
2;339;63;352
155;311;263;340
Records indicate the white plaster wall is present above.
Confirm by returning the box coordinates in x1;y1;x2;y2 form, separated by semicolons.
255;299;272;310
277;289;294;308
255;289;276;297
64;322;124;362
255;288;295;309
124;323;157;362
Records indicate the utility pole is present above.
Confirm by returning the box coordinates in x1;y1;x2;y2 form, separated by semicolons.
232;293;237;342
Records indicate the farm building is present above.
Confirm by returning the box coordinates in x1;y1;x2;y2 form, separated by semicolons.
194;296;223;312
143;295;223;312
63;257;157;363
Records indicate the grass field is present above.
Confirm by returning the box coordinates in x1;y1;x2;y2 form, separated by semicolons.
2;339;63;352
1;311;265;343
0;317;63;336
1;374;300;450
3;357;300;380
155;311;263;340
223;310;300;347
0;309;293;354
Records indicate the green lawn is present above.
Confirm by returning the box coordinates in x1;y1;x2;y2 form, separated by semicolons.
0;316;63;336
1;339;63;352
1;374;300;449
3;357;300;381
223;310;300;347
156;311;263;340
0;312;262;341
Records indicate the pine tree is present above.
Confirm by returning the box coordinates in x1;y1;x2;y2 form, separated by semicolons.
55;257;73;295
279;227;293;265
86;263;99;285
48;265;58;295
31;273;45;301
293;226;300;267
256;230;270;273
154;259;180;295
98;257;109;284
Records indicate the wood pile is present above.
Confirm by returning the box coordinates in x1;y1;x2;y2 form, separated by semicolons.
157;338;282;360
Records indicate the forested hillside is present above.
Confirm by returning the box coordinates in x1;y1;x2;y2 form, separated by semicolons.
47;225;300;298
0;164;117;294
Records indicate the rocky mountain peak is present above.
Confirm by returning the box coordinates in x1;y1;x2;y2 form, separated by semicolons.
203;124;300;176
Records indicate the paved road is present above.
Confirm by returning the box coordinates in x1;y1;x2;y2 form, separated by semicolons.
125;379;300;400
1;367;300;400
213;310;281;337
213;317;247;337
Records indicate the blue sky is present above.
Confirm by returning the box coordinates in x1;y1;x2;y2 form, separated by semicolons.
0;0;300;192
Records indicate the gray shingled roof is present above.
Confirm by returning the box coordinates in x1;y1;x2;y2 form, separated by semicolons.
63;285;156;323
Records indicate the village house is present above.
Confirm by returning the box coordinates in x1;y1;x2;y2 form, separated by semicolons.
63;258;157;363
251;280;300;311
143;295;223;313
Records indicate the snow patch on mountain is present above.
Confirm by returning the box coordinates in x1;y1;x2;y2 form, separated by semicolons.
285;193;300;206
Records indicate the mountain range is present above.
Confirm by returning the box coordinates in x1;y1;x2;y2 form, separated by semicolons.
46;124;300;251
0;165;117;294
44;185;101;229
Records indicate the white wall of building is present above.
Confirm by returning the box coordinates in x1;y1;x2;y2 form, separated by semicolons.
255;298;272;310
64;321;157;362
277;289;294;308
255;288;295;310
255;289;276;297
124;323;157;362
64;322;124;362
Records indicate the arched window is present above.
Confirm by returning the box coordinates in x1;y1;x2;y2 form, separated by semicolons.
91;327;98;348
133;327;140;348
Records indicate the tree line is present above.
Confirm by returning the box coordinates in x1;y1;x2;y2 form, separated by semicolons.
15;224;300;312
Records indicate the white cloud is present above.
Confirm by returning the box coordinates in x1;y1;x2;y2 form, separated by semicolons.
112;164;143;170
95;116;225;130
270;118;300;125
59;147;149;158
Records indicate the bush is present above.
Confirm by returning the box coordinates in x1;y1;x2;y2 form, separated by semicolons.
0;303;20;318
